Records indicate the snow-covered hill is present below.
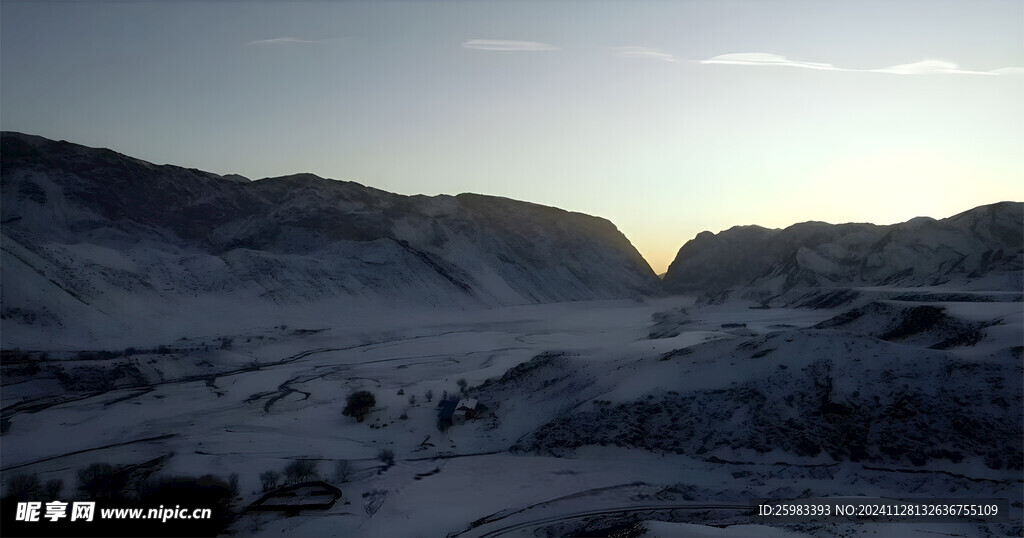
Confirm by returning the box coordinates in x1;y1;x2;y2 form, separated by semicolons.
2;133;1021;537
0;132;660;347
3;295;1018;537
663;203;1023;304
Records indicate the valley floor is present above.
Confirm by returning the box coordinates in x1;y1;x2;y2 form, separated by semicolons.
1;293;1021;536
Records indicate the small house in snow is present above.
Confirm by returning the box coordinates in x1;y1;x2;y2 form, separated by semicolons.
452;398;478;424
248;481;342;513
438;397;484;428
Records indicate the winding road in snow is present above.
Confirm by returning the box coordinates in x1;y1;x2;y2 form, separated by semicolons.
455;503;752;537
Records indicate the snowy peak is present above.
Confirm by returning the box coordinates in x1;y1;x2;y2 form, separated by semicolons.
663;202;1023;300
0;132;660;347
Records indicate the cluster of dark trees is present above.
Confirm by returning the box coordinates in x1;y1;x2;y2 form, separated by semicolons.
1;463;236;537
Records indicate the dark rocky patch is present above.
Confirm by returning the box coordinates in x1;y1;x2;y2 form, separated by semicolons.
514;354;1022;470
815;302;986;349
647;308;690;339
790;289;860;309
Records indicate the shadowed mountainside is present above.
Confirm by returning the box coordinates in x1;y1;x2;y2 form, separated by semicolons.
663;202;1023;303
0;132;660;346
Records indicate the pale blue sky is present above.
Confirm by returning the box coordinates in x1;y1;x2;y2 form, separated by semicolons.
3;0;1022;272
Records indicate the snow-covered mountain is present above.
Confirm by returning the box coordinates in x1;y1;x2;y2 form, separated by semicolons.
663;202;1023;304
0;132;659;347
3;133;1021;537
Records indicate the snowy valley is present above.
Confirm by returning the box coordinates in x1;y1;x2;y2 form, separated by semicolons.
1;134;1022;537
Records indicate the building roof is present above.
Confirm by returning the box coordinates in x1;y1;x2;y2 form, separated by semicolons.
456;398;477;410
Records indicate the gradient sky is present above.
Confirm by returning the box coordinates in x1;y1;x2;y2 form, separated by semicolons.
2;0;1022;273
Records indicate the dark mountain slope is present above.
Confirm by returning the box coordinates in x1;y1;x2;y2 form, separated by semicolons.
1;132;660;346
664;202;1023;303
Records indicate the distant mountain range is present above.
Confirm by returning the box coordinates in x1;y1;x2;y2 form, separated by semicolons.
663;201;1023;304
1;132;1020;346
0;132;659;346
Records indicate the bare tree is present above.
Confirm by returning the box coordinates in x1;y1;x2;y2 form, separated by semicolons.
259;471;280;492
284;460;318;484
43;479;64;501
228;473;239;497
377;449;395;467
333;460;351;483
5;474;42;501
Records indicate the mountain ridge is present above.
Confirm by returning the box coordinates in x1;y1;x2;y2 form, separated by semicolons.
663;201;1023;303
1;132;660;347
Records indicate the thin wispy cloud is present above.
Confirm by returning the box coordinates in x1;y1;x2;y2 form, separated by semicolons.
246;37;317;45
700;52;1024;76
990;67;1024;76
461;39;559;51
700;53;839;71
873;59;994;75
613;46;677;62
